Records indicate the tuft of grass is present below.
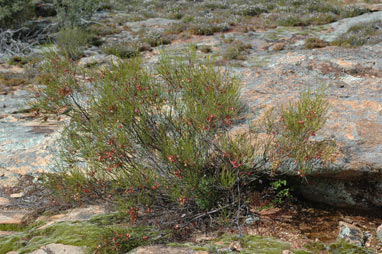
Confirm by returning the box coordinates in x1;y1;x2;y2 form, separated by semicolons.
56;27;93;60
143;31;173;47
305;37;329;49
263;88;336;176
8;56;29;67
88;24;122;37
101;43;140;59
198;45;212;53
222;40;251;61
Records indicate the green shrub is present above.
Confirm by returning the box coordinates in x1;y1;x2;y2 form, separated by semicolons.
222;40;251;61
32;49;259;213
54;0;102;27
56;27;92;60
32;49;334;225
143;31;172;47
305;37;329;49
270;179;294;205
101;43;139;59
263;89;335;176
0;0;34;28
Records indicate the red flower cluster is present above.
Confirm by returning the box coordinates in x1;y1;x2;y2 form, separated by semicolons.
174;169;182;178
58;86;71;97
168;155;176;163
230;160;242;168
128;206;138;223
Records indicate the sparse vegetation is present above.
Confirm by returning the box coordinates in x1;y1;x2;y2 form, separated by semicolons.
54;0;102;27
5;0;379;252
263;89;336;176
222;40;252;61
101;42;139;58
305;37;329;49
0;218;170;254
55;27;93;60
332;21;382;47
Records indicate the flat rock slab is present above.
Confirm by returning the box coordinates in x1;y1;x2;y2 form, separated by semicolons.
37;205;107;229
0;209;28;224
29;244;84;254
0;88;62;187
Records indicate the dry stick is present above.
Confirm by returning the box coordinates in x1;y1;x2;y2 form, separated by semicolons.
178;201;241;230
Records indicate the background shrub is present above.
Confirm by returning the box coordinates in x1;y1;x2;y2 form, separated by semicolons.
54;0;102;27
0;0;34;28
55;26;92;60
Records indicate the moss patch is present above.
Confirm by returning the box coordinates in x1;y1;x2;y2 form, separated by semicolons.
0;213;170;254
170;234;375;254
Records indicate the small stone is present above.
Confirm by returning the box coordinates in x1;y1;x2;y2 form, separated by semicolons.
78;54;121;68
377;224;382;242
0;209;28;224
282;250;293;254
338;221;366;246
37;205;107;229
10;192;24;198
245;214;260;225
228;241;241;251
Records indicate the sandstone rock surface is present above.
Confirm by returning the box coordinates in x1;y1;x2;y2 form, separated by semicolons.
240;40;382;209
37;205;107;229
0;87;62;187
29;244;84;254
2;4;382;210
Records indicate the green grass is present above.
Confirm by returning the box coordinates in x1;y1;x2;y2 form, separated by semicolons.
0;216;170;254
